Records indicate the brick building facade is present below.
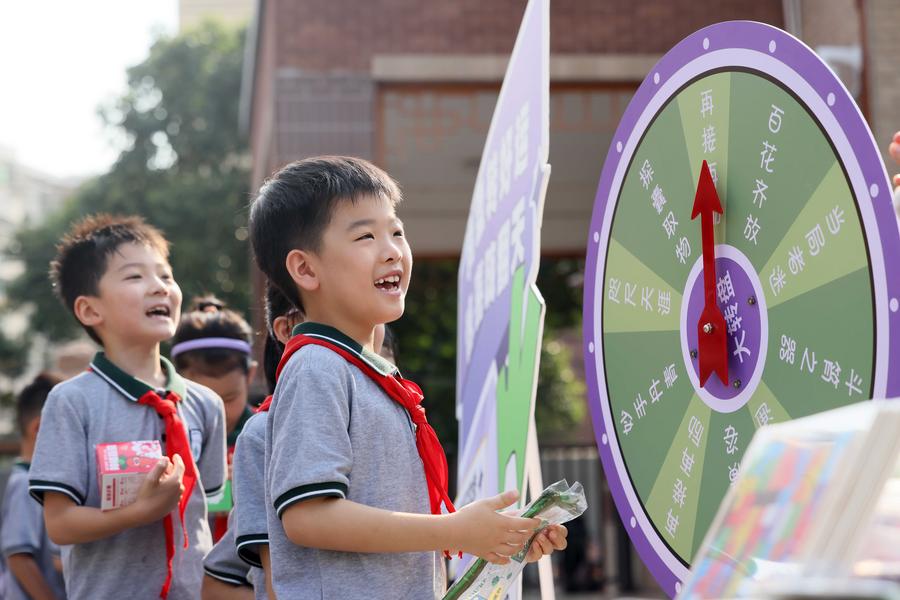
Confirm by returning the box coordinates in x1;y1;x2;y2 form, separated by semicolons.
241;0;787;257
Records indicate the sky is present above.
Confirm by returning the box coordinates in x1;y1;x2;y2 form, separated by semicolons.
0;0;179;180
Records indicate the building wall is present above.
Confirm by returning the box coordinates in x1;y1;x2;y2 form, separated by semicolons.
865;0;900;171
249;0;785;255
0;152;76;396
271;0;783;72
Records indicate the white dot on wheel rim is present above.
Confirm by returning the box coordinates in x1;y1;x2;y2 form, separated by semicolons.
891;298;899;312
616;141;623;153
629;516;636;528
588;341;595;353
870;183;879;198
827;92;836;106
601;433;607;445
593;231;599;243
768;40;776;53
702;37;709;50
676;582;682;594
653;72;660;84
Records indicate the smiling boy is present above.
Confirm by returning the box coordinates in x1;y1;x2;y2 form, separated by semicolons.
28;215;226;599
249;156;565;598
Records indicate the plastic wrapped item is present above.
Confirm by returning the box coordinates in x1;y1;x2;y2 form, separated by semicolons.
442;479;587;600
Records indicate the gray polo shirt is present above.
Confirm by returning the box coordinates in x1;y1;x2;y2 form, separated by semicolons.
232;411;268;599
1;461;66;600
29;352;227;600
203;511;252;589
265;323;443;599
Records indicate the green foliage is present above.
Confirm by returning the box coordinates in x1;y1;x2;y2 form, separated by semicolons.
0;330;29;378
535;334;586;438
3;21;251;343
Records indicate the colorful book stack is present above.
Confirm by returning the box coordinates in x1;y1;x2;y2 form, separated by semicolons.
679;400;900;599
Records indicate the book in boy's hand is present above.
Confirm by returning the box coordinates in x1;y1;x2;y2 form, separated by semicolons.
95;440;163;510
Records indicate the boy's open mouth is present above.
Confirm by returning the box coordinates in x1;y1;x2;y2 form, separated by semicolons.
146;305;171;318
374;274;401;292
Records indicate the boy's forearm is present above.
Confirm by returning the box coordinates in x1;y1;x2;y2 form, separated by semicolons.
7;554;59;600
44;493;144;545
282;497;454;553
201;575;254;600
260;545;276;600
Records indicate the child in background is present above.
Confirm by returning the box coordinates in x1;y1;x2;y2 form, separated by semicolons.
29;214;226;599
249;156;565;599
171;296;257;541
200;511;253;600
1;373;67;600
231;283;303;600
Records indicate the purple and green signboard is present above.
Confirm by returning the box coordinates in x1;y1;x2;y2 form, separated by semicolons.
583;21;900;596
456;0;549;527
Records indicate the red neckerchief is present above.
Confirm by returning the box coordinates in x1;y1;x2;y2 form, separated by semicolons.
137;390;197;599
275;334;457;517
256;395;273;413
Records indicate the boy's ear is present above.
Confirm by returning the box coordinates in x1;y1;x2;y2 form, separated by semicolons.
73;295;104;328
285;249;319;293
272;316;293;345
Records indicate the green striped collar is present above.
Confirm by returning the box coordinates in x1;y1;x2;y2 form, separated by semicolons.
90;351;187;401
13;459;30;471
292;322;398;377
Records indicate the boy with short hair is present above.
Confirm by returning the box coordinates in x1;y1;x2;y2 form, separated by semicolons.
1;372;67;600
29;214;227;599
249;156;566;598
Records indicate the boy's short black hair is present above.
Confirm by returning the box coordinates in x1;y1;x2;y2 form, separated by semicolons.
172;295;253;377
50;214;170;344
17;372;62;434
249;156;402;310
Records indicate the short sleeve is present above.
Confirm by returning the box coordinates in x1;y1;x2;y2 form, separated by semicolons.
269;358;352;520
232;415;268;568
1;474;43;556
195;387;227;499
203;513;251;587
29;388;89;506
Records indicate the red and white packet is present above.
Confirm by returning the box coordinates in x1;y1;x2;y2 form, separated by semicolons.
95;440;163;510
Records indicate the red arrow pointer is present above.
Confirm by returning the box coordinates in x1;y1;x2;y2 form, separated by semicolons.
691;160;728;387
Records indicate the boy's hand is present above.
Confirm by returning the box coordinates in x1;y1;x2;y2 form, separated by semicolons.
133;455;185;524
449;490;541;565
524;524;568;563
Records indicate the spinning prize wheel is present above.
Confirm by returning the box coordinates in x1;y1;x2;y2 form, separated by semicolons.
583;21;900;595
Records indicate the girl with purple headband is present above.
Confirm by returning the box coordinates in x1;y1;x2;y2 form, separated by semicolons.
171;296;257;544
